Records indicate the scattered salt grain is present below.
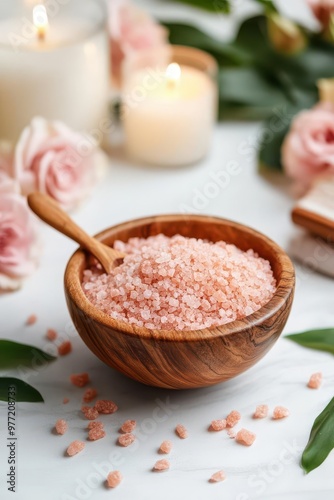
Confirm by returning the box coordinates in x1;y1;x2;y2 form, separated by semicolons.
67;440;85;456
209;470;226;483
153;459;170;472
226;410;241;428
227;429;236;439
236;429;256;446
159;440;172;454
58;341;72;356
95;400;118;414
175;424;188;439
117;433;135;447
46;329;57;341
81;406;99;420
253;405;269;419
55;419;68;435
120;419;136;434
88;427;106;441
307;372;322;389
107;471;123;488
63;398;69;405
70;373;90;388
87;421;104;430
83;388;98;403
26;314;37;326
210;419;227;432
273;406;289;420
82;234;276;331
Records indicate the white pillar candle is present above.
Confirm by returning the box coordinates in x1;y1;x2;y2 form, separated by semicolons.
122;46;218;167
0;0;110;143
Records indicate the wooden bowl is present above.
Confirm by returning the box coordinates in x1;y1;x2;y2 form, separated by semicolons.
64;215;295;389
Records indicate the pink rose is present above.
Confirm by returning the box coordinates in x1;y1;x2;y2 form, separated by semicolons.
108;0;168;85
308;0;334;27
282;103;334;187
11;117;98;211
0;171;40;291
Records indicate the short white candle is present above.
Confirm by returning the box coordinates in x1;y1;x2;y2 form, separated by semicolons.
0;0;110;142
122;47;217;167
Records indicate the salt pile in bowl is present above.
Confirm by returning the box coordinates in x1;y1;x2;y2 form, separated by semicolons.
82;234;276;331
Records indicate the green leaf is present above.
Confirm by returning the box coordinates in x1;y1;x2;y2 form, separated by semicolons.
168;0;230;13
0;340;56;370
302;397;334;473
0;377;44;402
286;328;334;355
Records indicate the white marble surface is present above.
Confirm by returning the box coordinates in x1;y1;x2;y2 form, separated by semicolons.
1;1;334;499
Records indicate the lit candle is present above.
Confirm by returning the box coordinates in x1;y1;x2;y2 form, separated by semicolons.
0;0;110;143
122;46;218;167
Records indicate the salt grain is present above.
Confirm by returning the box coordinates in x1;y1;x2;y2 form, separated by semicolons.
87;421;104;430
153;459;170;472
67;440;85;456
253;405;269;419
55;419;68;435
63;398;69;405
307;372;322;389
81;406;99;420
273;406;289;420
210;419;227;432
175;424;188;439
120;419;136;433
117;433;135;447
209;470;226;483
88;427;106;441
95;400;118;414
82;234;276;331
236;428;256;446
159;440;172;454
107;471;123;488
46;329;57;341
70;373;90;388
226;410;241;428
83;388;98;403
26;314;37;326
58;341;72;356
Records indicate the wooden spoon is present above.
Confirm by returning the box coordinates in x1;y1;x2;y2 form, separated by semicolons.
27;192;125;273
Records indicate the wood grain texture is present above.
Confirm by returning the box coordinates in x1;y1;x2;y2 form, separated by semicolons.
64;214;295;389
292;206;334;242
28;192;125;273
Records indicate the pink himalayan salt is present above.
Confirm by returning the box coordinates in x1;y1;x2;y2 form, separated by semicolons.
227;429;236;439
70;373;90;388
117;433;135;447
273;406;289;419
120;419;136;433
46;328;57;341
209;470;226;483
67;440;85;456
159;440;172;454
153;459;170;472
55;419;68;435
107;470;123;488
253;405;269;419
236;428;256;446
87;421;104;430
226;410;241;428
83;388;98;403
63;398;69;405
26;314;37;326
95;400;118;414
210;419;227;432
82;234;276;331
308;372;322;389
175;424;188;439
88;427;106;441
58;341;72;356
81;406;99;420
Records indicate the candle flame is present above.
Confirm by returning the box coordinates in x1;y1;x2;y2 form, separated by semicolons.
33;5;48;41
165;63;181;86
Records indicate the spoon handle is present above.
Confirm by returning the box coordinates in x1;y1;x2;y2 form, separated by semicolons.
27;192;124;273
